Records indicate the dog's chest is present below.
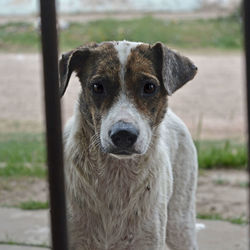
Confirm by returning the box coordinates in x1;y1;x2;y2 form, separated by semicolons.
67;153;171;250
69;186;166;250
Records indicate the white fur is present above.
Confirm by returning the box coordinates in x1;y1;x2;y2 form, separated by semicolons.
64;102;198;249
113;40;142;84
113;40;142;66
100;93;151;155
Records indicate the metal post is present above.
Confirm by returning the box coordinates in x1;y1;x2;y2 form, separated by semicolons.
39;1;68;250
243;1;250;249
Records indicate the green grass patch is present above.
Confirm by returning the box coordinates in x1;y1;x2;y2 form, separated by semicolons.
197;213;247;225
18;200;49;210
0;15;243;52
236;181;249;188
0;240;48;248
0;132;247;178
0;133;46;177
0;22;40;51
195;140;247;169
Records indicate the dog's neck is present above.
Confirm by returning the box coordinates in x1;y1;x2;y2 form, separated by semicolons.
65;103;162;210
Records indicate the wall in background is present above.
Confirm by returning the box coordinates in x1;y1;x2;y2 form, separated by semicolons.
0;0;240;16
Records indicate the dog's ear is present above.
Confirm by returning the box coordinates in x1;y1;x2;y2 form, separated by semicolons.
152;42;197;95
59;47;91;97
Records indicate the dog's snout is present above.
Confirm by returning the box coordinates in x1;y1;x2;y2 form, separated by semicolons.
109;121;139;149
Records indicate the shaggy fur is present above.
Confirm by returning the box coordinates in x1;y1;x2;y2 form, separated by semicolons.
60;41;198;250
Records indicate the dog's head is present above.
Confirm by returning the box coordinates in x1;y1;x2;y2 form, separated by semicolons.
60;41;197;158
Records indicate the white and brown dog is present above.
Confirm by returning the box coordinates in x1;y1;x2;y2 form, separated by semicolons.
60;41;198;250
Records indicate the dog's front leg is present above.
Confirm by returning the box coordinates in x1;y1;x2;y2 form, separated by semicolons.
166;140;198;250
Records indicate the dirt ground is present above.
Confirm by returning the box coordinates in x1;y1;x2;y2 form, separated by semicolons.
197;169;247;220
0;52;246;139
0;170;247;222
0;10;236;25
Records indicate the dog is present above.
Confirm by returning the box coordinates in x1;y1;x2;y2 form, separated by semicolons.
60;41;198;250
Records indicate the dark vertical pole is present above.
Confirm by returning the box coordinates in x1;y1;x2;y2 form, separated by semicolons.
243;1;250;249
39;1;68;250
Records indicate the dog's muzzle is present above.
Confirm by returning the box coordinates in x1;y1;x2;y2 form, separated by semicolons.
109;121;139;155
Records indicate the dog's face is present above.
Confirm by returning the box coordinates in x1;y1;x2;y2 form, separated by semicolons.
59;41;197;158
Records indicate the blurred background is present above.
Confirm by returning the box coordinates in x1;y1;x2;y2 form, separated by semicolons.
0;0;248;250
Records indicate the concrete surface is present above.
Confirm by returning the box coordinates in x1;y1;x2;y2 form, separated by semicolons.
0;208;50;246
198;220;248;250
0;207;248;250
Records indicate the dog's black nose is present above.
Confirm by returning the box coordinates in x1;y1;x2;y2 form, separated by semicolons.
109;121;139;149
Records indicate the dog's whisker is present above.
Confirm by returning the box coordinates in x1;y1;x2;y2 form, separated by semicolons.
88;133;101;151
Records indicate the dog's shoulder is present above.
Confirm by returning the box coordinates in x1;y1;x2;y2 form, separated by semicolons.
161;109;197;164
164;109;193;142
63;103;84;156
63;101;82;139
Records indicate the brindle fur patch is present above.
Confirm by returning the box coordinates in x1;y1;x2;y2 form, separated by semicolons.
76;43;122;131
125;44;168;128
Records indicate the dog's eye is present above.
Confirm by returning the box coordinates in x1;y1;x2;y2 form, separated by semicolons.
92;82;104;94
143;82;157;95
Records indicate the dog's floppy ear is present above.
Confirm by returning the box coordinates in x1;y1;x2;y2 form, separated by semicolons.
152;42;197;95
59;47;91;97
